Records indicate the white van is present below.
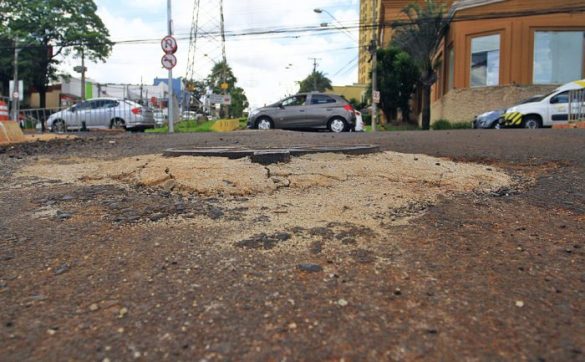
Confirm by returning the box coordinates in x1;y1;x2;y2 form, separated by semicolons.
502;79;585;128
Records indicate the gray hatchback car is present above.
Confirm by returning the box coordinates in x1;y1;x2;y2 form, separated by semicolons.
247;92;356;132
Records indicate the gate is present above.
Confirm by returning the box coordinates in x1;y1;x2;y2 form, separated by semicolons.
568;89;585;122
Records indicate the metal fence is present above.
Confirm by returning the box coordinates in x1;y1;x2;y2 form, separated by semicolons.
568;89;585;122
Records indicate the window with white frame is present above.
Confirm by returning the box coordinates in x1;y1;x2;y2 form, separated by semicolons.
470;34;500;87
533;31;585;84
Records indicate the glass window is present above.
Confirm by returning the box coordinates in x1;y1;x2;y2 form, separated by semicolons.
550;91;569;104
75;101;91;110
533;31;585;84
310;95;336;105
91;100;106;109
282;95;306;107
471;34;500;87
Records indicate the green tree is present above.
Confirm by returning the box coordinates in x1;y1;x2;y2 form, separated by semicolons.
205;60;248;118
375;46;420;123
0;0;112;117
229;86;249;118
298;71;332;93
392;0;449;130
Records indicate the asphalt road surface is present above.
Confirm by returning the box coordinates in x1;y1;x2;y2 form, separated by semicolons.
1;129;584;361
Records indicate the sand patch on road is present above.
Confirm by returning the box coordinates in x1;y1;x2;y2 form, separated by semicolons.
18;151;512;233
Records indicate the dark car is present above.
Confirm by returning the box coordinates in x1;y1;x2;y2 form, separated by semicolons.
247;92;356;133
472;95;545;129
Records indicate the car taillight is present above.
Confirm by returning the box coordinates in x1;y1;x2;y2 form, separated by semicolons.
343;104;355;114
131;107;142;115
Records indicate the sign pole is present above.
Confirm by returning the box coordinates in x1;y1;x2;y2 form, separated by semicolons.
12;37;20;123
167;0;174;133
371;0;378;132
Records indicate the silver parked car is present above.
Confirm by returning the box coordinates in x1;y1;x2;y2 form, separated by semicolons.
47;98;155;132
247;92;357;132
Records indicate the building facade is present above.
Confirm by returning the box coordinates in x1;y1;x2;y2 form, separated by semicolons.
358;0;381;84
431;0;585;122
365;0;585;123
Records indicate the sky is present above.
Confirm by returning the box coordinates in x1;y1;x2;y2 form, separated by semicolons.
59;0;361;109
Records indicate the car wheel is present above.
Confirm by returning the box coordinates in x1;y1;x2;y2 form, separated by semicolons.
111;118;126;130
522;116;541;129
256;117;273;130
52;119;67;133
328;117;347;133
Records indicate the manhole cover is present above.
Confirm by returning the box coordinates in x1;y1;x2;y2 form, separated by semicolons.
163;145;380;164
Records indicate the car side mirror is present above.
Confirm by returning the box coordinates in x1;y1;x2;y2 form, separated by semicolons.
278;103;285;109
550;97;558;104
69;107;76;112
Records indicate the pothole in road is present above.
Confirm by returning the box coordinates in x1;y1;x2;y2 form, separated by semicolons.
17;151;514;253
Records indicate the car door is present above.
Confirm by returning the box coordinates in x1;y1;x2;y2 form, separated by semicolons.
100;100;119;127
305;94;338;127
272;95;307;128
548;91;569;124
88;100;107;128
70;101;92;129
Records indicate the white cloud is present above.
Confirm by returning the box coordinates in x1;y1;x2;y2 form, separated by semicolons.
60;0;359;108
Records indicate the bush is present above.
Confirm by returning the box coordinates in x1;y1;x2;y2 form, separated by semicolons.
431;119;452;130
431;119;471;130
450;122;471;129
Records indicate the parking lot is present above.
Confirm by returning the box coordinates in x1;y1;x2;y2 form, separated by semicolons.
1;129;584;360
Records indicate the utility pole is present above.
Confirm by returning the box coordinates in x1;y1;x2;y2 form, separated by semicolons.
167;0;175;133
309;57;320;91
80;47;86;100
370;0;378;132
12;37;20;122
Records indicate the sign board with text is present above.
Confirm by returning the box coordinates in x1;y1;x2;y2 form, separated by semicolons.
209;93;231;105
9;80;24;101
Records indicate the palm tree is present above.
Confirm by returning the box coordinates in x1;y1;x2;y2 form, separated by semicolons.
298;71;333;93
392;0;450;130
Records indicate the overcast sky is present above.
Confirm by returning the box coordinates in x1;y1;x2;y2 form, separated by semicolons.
59;0;360;108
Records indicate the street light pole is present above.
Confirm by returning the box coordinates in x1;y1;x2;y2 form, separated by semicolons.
313;8;356;41
167;0;175;133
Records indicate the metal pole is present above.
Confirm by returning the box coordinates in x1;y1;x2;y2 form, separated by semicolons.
167;0;175;133
81;47;86;100
371;0;377;132
12;37;20;122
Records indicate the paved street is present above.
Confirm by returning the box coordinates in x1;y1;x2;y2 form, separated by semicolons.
1;129;584;360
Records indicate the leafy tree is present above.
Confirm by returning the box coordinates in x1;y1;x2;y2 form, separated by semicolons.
205;60;248;118
298;71;332;93
375;46;420;123
0;0;112;129
392;0;449;130
229;86;249;118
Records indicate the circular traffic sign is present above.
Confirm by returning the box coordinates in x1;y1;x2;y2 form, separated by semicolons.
161;54;177;70
161;35;178;54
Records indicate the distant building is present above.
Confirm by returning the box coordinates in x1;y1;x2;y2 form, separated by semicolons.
326;84;368;105
358;0;381;85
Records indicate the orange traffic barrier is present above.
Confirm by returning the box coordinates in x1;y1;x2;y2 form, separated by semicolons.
0;100;9;121
0;100;25;144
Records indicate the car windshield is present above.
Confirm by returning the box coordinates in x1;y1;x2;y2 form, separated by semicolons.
520;94;547;103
